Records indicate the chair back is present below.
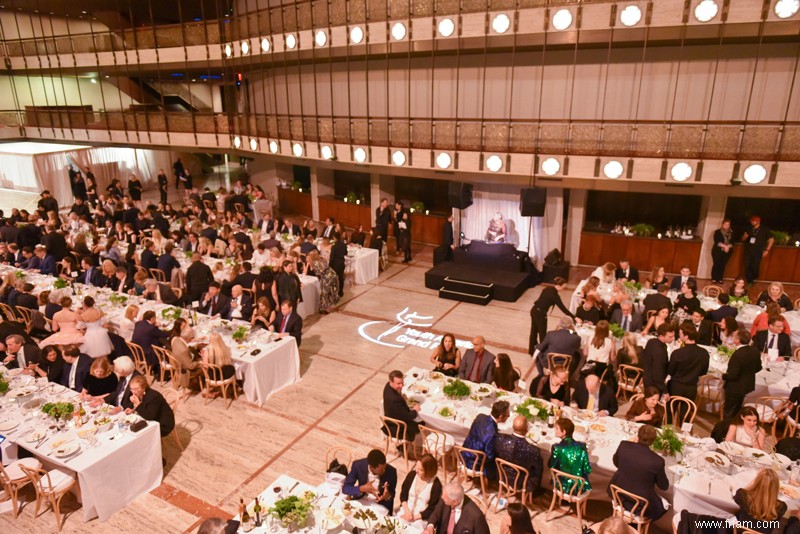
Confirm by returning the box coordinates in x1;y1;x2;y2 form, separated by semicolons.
161;387;181;412
0;302;17;321
419;425;452;456
702;285;724;298
551;468;589;498
748;396;785;424
379;415;408;443
616;365;643;398
172;287;183;300
241;288;255;301
697;374;723;401
628;393;644;405
126;341;151;378
152;345;173;372
203;199;214;210
149;268;166;282
324;446;353;472
496;458;529;495
547;353;572;373
793;347;800;363
609;484;650;523
234;203;246;214
665;396;697;428
201;362;231;383
454;445;487;478
19;464;52;495
14;306;33;332
646;309;656;320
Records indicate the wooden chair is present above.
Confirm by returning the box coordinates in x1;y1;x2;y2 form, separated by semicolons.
665;396;697;429
419;425;456;480
126;341;152;381
19;464;77;532
616;365;643;400
149;268;166;282
200;363;238;409
547;353;572;374
241;287;255;301
0;302;18;321
135;265;149;278
610;484;652;533
547;468;591;525
795;298;800;312
43;316;54;333
171;287;183;301
379;415;409;470
453;445;490;511
203;199;214;210
14;306;33;333
495;459;532;510
745;396;784;438
696;374;724;419
702;285;724;298
793;347;800;363
781;404;800;439
646;309;656;320
0;457;41;517
162;349;186;390
324;446;353;472
234;203;246;214
161;387;184;451
152;345;174;384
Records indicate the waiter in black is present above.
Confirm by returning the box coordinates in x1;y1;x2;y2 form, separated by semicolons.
528;277;573;355
442;214;454;261
375;198;392;242
741;215;774;285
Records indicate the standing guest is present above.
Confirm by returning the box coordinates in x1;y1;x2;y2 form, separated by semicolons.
124;375;175;438
573;374;618;416
669;265;697;291
528;277;573;354
157;169;168;204
625;386;665;427
707;293;738;323
608;425;669;521
186;252;214;305
711;219;734;283
399;454;442;523
128;175;143;207
549;418;592;493
741;215;774;285
86;172;98;206
723;329;761;418
395;202;412;263
529;365;570;406
58;346;93;393
269;300;302;346
667;323;709;401
441;213;455;262
494;415;544;494
756;282;793;312
375;198;392;242
492;353;520;392
580;320;616;380
499;503;537;534
273;260;303;307
78;297;114;358
610;299;643;333
329;235;347;298
304;250;339;312
80;357;118;404
342;450;397;514
424;482;489;534
383;370;423;443
461;400;510;480
458;336;496;384
614;259;639;282
429;333;462;377
532;316;582;377
640;323;676;397
39;296;84;346
752;315;792;360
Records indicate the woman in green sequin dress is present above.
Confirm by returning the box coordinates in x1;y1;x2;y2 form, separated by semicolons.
548;417;592;493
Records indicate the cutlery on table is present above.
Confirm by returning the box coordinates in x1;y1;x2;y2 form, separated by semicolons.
287;481;299;495
64;450;84;463
35;436;50;449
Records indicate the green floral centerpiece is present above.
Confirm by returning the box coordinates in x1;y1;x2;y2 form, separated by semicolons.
53;278;69;290
442;378;471;399
623;280;642;292
0;372;8;395
729;295;750;309
14;270;26;279
716;345;735;359
515;398;548;421
268;492;315;529
344;192;359;203
41;402;74;421
231;326;249;343
651;425;685;456
609;322;626;339
411;201;425;213
161;307;183;322
109;293;129;306
630;223;655;237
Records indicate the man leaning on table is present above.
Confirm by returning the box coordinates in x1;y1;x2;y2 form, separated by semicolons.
269;299;302;346
2;333;41;371
458;336;495;384
342;449;397;514
383;370;423;446
424;482;489;534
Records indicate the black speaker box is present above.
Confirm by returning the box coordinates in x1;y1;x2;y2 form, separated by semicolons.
520;188;546;217
448;182;473;209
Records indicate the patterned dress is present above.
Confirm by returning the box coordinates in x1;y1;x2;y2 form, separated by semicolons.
549;436;592;493
310;258;340;310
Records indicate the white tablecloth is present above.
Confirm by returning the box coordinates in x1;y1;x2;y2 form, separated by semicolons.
346;248;379;285
231;337;300;407
296;275;320;319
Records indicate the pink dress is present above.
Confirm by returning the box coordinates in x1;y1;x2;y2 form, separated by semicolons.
39;310;85;347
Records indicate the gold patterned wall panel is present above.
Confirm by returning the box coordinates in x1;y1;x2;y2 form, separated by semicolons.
739;127;780;161
779;126;800;161
330;0;348;25
666;125;703;159
411;120;433;149
569;124;600;155
267;117;280;138
413;0;435;18
434;0;461;16
297;3;313;31
482;123;509;153
702;125;740;159
303;118;319;142
290;118;305;140
278;116;291;138
458;122;483;151
352;119;370;144
270;9;285;35
368;0;389;22
390;0;411;19
599;124;632;156
434;121;457;149
312;2;330;27
334;117;351;144
510;124;537;153
633;125;668;158
350;0;368;24
538;124;569;155
390;121;410;147
370;119;389;145
462;0;490;14
318;118;335;143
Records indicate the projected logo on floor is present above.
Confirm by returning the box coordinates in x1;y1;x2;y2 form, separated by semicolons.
357;307;473;350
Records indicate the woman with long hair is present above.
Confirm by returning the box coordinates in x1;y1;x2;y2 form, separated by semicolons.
429;333;461;377
617;332;643;368
646;265;668;289
718;316;739;347
251;297;276;331
725;406;767;450
734;469;786;534
500;502;537;534
80;357;119;404
729;276;748;298
201;332;236;381
584;320;616;383
643;306;671;336
493;353;520;392
78;296;114;358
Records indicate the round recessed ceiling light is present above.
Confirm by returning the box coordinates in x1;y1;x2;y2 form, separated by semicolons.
743;164;767;184
438;18;455;37
552;9;573;30
268;140;279;154
694;0;719;22
224;43;232;58
603;160;624;179
775;0;800;18
436;152;452;169
233;136;241;148
485;155;503;173
249;138;257;150
670;162;693;182
292;143;303;157
391;22;407;41
285;34;297;49
241;40;250;55
315;30;327;47
261;38;270;52
350;26;364;44
353;147;367;163
320;145;333;160
492;14;511;34
541;157;561;176
391;150;406;166
619;5;643;27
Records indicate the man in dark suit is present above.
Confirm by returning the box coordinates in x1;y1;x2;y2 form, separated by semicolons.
261;232;282;251
278;217;301;237
232;263;258;291
259;214;277;235
270;300;303;346
200;282;231;318
1;333;41;370
142;279;180;306
610;300;643;333
126;375;175;437
375;198;392;242
107;356;142;409
690;309;714;346
573;374;618;416
14;283;38;311
81;256;106;287
156;243;180;283
462;401;510;480
383;370;423;443
641;323;675;396
342;450;398;514
329;237;347;298
299;235;318;255
183;232;201;253
643;284;672;317
131;310;170;371
707;293;738;323
34;245;57;277
228;285;253;321
114;266;135;294
615;259;639;282
321;217;339;240
723;329;762;418
752;316;792;359
458;336;495;384
424;482;490;534
608;425;669;521
41;225;69;262
185;252;214;304
669;266;697;291
494;415;544;494
667;323;709;401
59;346;93;392
533;316;582;377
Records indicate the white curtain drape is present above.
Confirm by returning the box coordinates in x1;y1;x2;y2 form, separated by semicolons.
460;183;539;255
0;152;38;191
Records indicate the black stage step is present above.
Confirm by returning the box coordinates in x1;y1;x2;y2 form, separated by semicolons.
439;277;493;305
425;262;533;303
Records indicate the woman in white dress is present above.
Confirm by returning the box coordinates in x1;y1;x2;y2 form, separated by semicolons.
591;262;616;285
725;406;767;450
78;296;114;358
583;320;616;381
117;304;140;340
398;454;442;524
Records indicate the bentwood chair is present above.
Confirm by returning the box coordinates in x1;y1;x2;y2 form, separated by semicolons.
148;268;166;282
616;365;643;400
793;347;800;362
0;302;18;321
495;459;533;511
14;306;33;333
0;457;41;517
379;415;409;470
664;396;697;429
696;375;725;419
152;345;174;384
19;464;77;532
610;484;652;533
795;298;800;312
161;387;184;451
547;353;572;374
453;445;490;511
702;285;724;299
419;425;456;480
200;363;238;409
126;341;152;382
324;446;353;473
547;468;591;526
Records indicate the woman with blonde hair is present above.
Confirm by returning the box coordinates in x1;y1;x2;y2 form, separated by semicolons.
591;262;616;285
733;468;786;533
118;304;140;340
151;229;166;252
80;357;119;404
201;332;235;380
756;281;793;312
616;332;642;368
101;259;117;288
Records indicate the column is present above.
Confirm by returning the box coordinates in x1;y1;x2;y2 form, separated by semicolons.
697;195;727;279
370;173;395;227
311;166;334;221
564;189;587;266
248;157;290;201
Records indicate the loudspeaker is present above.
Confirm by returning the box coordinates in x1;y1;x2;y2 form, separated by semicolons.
520;187;546;217
448;182;473;209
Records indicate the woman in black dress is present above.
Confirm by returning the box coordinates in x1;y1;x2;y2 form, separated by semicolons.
529;365;570;406
429;333;461;377
128;175;143;208
86;175;98;207
80;357;119;404
31;345;65;383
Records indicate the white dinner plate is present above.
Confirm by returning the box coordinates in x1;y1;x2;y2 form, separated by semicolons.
0;419;19;432
53;442;80;458
719;441;745;456
699;451;729;468
742;446;774;466
26;429;46;442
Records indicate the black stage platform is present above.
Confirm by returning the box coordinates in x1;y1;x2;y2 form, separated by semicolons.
425;262;533;303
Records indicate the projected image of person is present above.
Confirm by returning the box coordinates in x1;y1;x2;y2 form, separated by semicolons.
486;212;507;243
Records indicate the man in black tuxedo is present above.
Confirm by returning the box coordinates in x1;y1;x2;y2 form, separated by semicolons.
142;279;180;306
228;284;253;321
573;374;618;416
533;316;582;377
14;283;38;311
59;346;93;392
643;284;673;317
200;281;231;318
41;225;68;262
690;309;714;346
259;213;277;235
81;256;106;287
424;482;490;534
131;310;170;372
342;450;398;514
185;252;214;304
107;356;142;409
2;334;41;370
641;323;675;396
610;300;643;333
441;213;455;262
495;415;543;493
708;293;738;323
669;265;697;291
232;262;258;291
752;316;792;359
375;198;392;242
667;323;709;401
458;336;496;384
278;217;301;237
615;259;639;282
114;266;135;294
321;217;339;240
270;300;303;346
723;329;762;418
329;237;347;298
608;425;669;521
383;370;423;442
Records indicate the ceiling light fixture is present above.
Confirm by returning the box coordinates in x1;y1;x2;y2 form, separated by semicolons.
437;18;455;37
285;34;297;49
541;157;561;176
314;30;327;47
775;0;800;18
436;152;452;169
552;9;573;30
492;14;511;34
694;0;719;22
742;164;767;184
261;38;270;52
391;22;407;41
353;147;367;163
619;5;643;27
603;160;624;179
391;150;406;166
350;26;364;44
320;145;333;160
485;155;503;173
670;162;693;182
292;143;303;157
268;140;279;154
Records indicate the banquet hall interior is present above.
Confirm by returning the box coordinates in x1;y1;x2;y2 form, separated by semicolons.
1;0;800;533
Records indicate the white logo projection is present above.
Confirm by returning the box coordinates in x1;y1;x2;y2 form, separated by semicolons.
357;307;473;350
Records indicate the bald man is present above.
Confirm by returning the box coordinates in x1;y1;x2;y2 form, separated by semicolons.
458;336;495;384
494;415;543;493
573;374;618;416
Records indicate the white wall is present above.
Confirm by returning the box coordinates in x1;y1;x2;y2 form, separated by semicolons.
0;76;136;110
